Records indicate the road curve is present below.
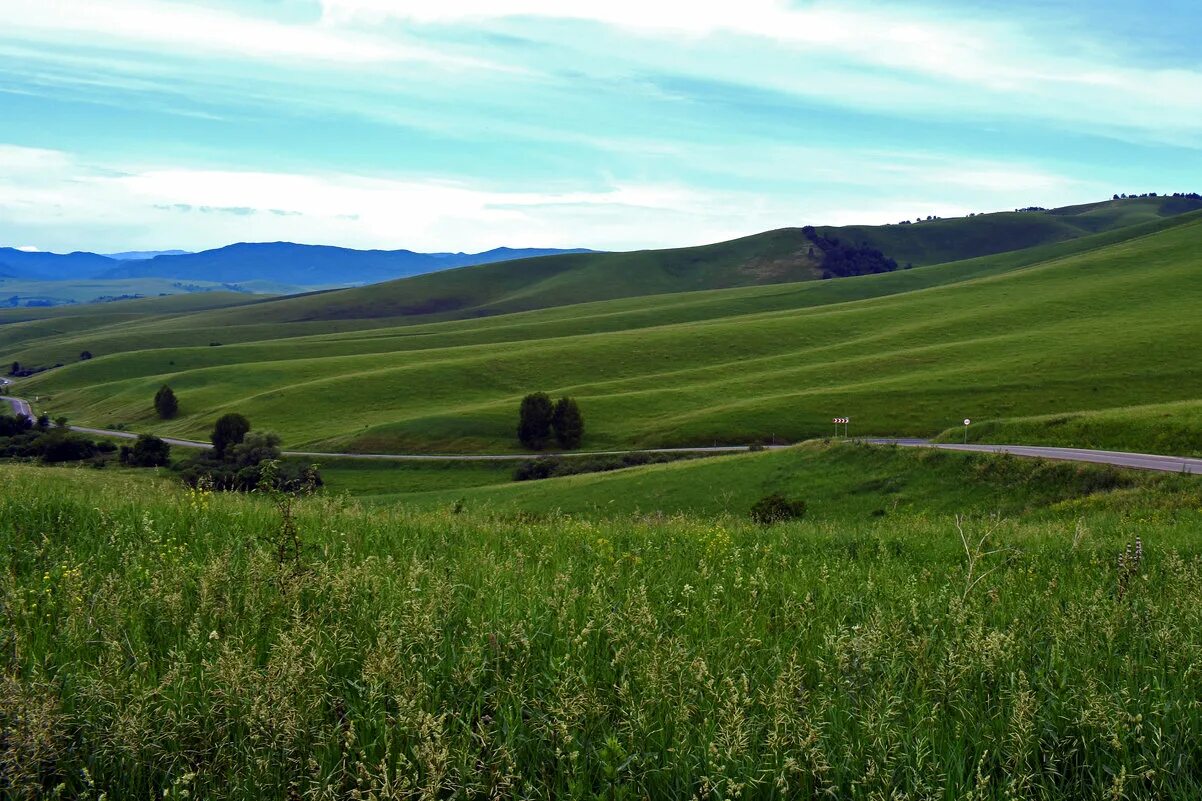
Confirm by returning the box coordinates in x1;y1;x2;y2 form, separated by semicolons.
869;439;1200;475
2;380;1198;473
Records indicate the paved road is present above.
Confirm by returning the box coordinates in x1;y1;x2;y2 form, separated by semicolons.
0;378;34;421
2;379;1198;472
869;439;1200;475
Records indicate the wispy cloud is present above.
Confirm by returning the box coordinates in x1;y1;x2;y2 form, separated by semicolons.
4;0;485;68
321;0;1202;143
0;144;1098;253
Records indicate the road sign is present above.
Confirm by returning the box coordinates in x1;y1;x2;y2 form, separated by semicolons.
963;418;971;426
833;417;849;424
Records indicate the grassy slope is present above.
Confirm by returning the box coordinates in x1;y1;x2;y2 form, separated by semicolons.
3;196;1177;344
320;442;1197;520
820;194;1200;267
10;211;1201;455
1;201;1192;367
5;461;1202;798
0;277;294;306
140;196;1202;326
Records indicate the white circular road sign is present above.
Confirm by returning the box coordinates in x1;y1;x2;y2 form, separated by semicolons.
963;419;971;426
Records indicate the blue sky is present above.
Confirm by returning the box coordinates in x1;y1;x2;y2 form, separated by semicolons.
1;0;1199;253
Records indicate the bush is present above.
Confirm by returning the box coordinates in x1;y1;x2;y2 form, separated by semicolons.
513;457;563;481
0;412;32;437
38;432;98;464
120;434;171;467
750;492;808;524
178;427;320;493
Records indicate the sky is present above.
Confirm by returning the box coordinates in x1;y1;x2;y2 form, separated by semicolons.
1;0;1200;254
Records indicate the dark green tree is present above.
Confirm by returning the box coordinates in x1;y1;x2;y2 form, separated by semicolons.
517;392;554;450
551;396;584;449
121;434;171;467
9;361;18;375
210;413;251;459
80;351;93;361
154;385;179;420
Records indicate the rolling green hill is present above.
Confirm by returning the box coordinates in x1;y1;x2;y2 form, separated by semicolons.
8;194;1177;333
818;193;1202;267
5;208;1201;456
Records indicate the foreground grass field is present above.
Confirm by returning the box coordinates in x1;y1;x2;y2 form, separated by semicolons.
4;460;1202;798
6;211;1201;455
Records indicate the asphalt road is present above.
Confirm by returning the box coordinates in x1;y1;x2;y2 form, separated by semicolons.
0;378;34;421
1;379;1197;473
869;439;1200;475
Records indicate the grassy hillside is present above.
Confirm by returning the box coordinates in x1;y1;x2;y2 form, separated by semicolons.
2;199;1194;366
157;196;1202;326
0;276;298;306
819;193;1201;267
5;459;1202;798
320;441;1194;519
7;210;1201;455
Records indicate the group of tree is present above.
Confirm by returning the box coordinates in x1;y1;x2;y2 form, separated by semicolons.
517;393;584;450
6;361;62;379
801;227;899;280
0;412;120;464
178;412;321;493
1113;192;1201;200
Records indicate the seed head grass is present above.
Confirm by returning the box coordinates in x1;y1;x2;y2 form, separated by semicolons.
3;464;1202;798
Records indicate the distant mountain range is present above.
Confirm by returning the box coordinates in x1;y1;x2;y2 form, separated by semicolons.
0;243;597;286
105;250;193;260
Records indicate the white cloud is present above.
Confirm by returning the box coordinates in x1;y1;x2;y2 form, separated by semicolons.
0;144;1097;254
321;0;1202;142
3;0;480;67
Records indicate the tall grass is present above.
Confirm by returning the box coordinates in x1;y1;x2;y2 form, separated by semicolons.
3;464;1202;798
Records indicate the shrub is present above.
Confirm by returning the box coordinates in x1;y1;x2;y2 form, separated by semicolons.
513;457;562;481
37;432;98;463
120;434;171;467
750;492;808;524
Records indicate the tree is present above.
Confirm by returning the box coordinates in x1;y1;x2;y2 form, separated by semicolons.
8;361;18;376
121;434;171;467
154;385;179;420
517;392;554;450
210;413;251;458
229;430;282;469
79;351;93;361
551;397;584;449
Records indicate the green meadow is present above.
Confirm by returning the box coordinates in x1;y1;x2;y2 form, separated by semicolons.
5;210;1201;455
316;442;1190;518
4;450;1202;799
